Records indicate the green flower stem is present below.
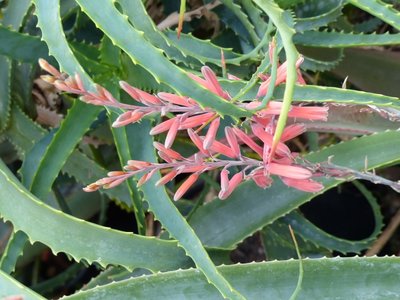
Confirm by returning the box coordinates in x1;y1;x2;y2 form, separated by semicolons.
253;0;299;158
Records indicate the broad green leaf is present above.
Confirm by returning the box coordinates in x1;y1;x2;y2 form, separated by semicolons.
347;0;400;31
0;231;28;273
0;159;190;271
189;130;400;248
262;219;329;260
302;104;400;135
220;0;260;45
0;26;50;63
224;82;400;109
295;0;344;32
1;0;31;30
294;31;400;47
333;48;400;98
0;269;44;300
63;257;400;299
5;105;132;207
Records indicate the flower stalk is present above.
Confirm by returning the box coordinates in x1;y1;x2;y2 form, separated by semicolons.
40;56;329;200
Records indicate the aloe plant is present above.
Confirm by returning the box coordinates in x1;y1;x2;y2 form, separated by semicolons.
0;0;400;299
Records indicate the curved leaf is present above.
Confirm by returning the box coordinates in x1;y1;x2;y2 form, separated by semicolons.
0;26;49;63
0;269;44;300
295;0;344;32
0;159;190;271
63;257;400;299
347;0;400;31
294;31;400;47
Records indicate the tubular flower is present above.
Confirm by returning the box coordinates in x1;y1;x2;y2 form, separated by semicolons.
40;57;328;200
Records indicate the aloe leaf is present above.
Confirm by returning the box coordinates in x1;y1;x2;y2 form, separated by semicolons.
262;220;329;260
63;257;400;299
5;105;132;207
282;204;382;254
118;0;241;67
164;30;243;62
282;180;384;253
302;104;400;135
75;0;249;118
294;31;400;47
189;130;400;248
32;0;103;201
332;48;400;98
82;267;151;291
0;159;190;271
295;0;344;32
126;121;244;299
0;269;45;300
0;0;32;133
347;0;400;31
0;26;50;63
1;0;31;29
230;84;400;109
301;49;344;72
220;0;260;45
99;35;120;68
24;102;101;199
0;231;28;273
0;57;11;133
280;85;400;108
241;0;268;38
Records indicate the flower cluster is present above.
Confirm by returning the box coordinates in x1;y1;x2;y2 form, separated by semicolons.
39;54;328;201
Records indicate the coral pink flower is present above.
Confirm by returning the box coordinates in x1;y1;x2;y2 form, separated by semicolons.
174;173;200;201
257;56;305;98
40;59;329;200
203;118;220;150
219;170;244;200
281;177;324;193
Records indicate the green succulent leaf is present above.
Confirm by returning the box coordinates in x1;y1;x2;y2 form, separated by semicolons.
0;269;45;300
0;159;191;271
295;0;344;32
294;31;400;47
63;257;400;299
347;0;400;31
